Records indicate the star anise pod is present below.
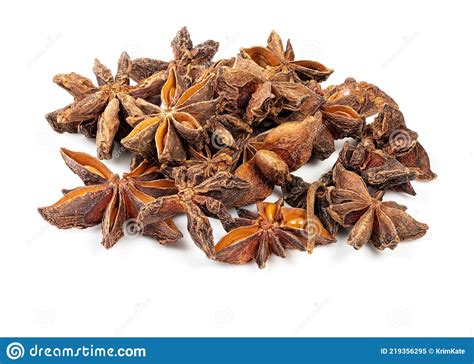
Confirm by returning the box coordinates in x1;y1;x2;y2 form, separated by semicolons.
217;55;324;125
38;148;182;248
121;67;220;163
269;80;325;123
370;105;436;180
234;115;319;206
282;175;340;242
216;55;274;122
324;77;399;117
219;132;261;170
212;114;253;140
242;31;333;82
327;163;428;250
131;26;219;84
254;114;319;172
185;146;233;182
338;140;417;195
215;198;333;268
138;167;249;258
46;52;167;160
205;114;253;159
311;103;365;161
130;59;169;84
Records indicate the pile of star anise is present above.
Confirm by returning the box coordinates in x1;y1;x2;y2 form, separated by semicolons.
38;27;436;268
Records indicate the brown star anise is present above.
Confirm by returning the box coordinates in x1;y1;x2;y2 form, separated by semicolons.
327;163;428;250
215;199;334;268
338;140;417;195
242;31;333;82
324;77;399;118
282;175;340;243
311;103;365;161
216;55;274;122
38;148;182;248
185;146;233;181
131;26;219;83
234;115;319;205
217;55;324;125
46;52;167;160
121;67;220;163
370;105;436;180
138;167;249;258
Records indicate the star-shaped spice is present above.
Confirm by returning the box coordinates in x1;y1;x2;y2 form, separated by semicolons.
38;148;182;248
324;77;399;118
121;67;220;163
311;102;365;161
138;167;249;258
282;175;340;242
215;199;334;268
242;31;333;82
131;26;219;83
371;105;436;180
234;115;319;206
185;146;233;181
217;55;324;125
327;163;428;250
338;140;417;195
46;52;167;159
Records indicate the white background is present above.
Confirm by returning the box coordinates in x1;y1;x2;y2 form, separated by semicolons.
0;0;473;337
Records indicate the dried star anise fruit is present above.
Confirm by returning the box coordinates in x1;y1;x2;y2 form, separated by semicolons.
242;31;333;82
138;167;249;258
338;140;417;195
38;148;182;248
310;103;365;161
131;26;219;83
217;55;324;125
324;77;398;117
327;164;428;250
215;199;333;268
121;67;219;163
234;115;319;205
282;175;340;244
370;105;436;180
185;146;233;182
46;52;166;159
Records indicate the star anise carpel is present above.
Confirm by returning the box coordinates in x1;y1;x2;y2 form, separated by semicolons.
215;198;333;268
324;77;399;118
185;146;233;182
131;26;219;84
138;166;249;258
121;67;220;163
38;148;182;248
242;31;333;82
46;52;167;160
327;164;428;250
